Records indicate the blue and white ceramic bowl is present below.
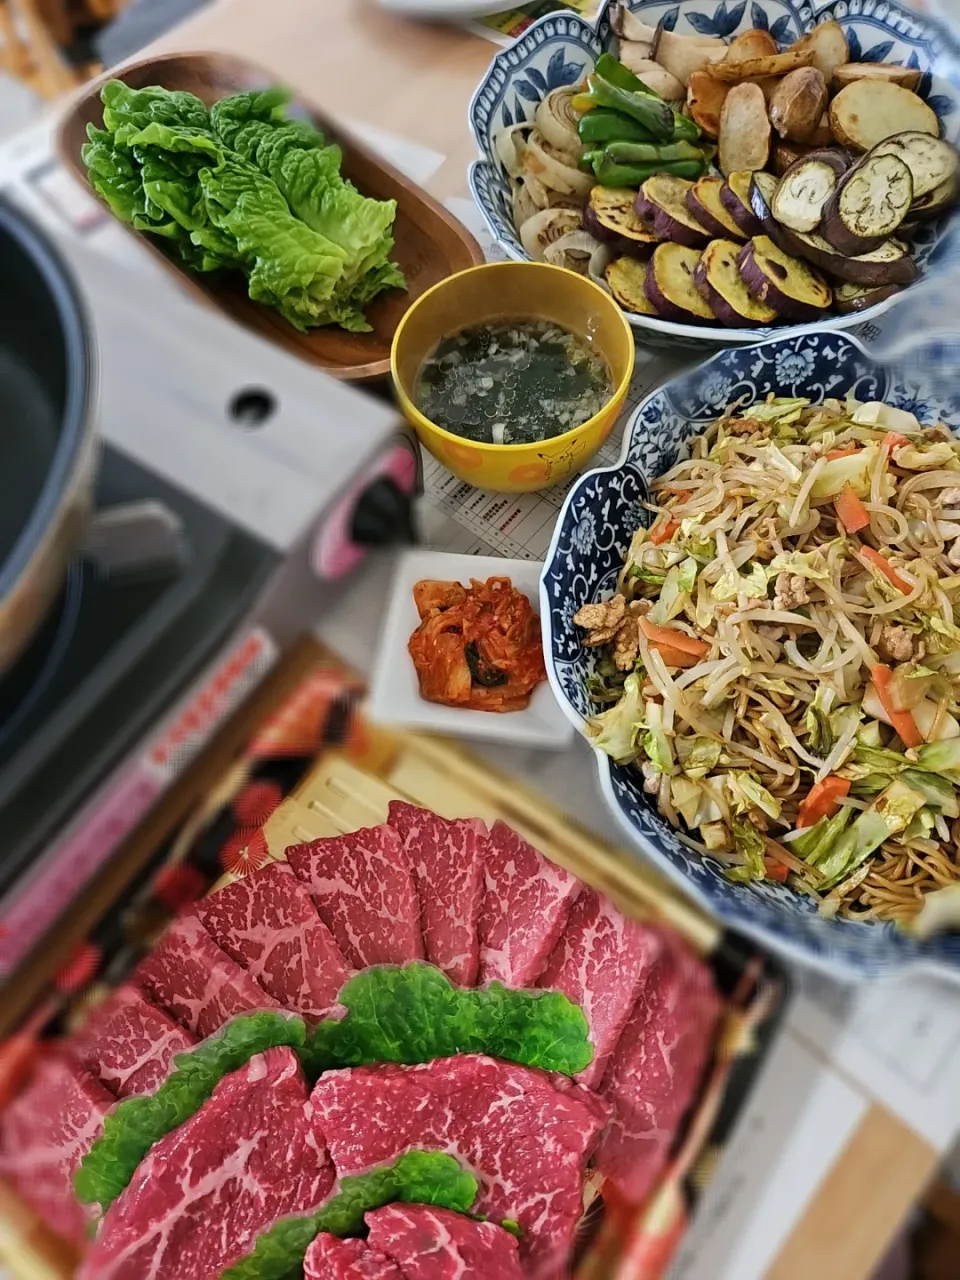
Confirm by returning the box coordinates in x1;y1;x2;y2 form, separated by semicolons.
541;331;960;979
469;0;960;352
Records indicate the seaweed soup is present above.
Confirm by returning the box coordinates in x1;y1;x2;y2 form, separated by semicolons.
415;318;612;446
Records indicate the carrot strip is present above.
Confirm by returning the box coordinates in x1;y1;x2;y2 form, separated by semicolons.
834;484;870;533
650;518;679;546
861;546;911;593
871;664;924;748
825;446;860;460
638;617;710;658
653;644;701;669
796;776;851;829
763;858;790;883
882;432;910;453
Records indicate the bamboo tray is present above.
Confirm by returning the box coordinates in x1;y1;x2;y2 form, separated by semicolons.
57;52;483;381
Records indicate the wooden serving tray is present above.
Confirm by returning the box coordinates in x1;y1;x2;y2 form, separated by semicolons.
0;707;783;1280
57;52;483;381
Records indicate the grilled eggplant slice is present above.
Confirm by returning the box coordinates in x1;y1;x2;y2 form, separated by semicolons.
584;187;659;257
750;170;917;284
771;141;813;176
821;153;913;254
830;81;938;152
605;257;658;314
772;150;848;233
870;131;960;202
635;176;711;248
796;233;916;285
685;177;748;240
902;175;960;227
720;170;763;236
737;236;832;321
645;243;715;323
833;281;902;313
694;239;778;327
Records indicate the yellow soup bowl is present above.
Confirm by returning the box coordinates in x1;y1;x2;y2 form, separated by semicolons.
390;261;635;493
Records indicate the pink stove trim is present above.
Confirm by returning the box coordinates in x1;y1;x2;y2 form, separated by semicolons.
0;764;163;977
0;628;278;978
313;436;418;580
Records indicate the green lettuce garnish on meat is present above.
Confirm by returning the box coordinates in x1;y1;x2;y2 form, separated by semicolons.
74;1010;307;1212
303;962;593;1078
82;80;405;332
220;1151;479;1280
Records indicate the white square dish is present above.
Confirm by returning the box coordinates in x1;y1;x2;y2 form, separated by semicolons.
369;550;574;750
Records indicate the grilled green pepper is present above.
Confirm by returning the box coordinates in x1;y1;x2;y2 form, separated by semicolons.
603;140;704;165
594;52;656;96
670;112;702;143
591;53;701;143
579;149;604;171
593;156;705;187
577;108;655;146
571;77;674;142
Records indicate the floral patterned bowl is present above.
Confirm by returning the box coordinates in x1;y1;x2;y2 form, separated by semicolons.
468;0;960;352
540;330;960;978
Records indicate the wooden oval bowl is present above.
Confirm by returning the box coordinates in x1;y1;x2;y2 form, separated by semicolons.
57;52;483;380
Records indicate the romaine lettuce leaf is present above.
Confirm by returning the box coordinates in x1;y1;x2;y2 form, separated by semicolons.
86;81;404;332
101;80;209;134
75;1011;306;1213
220;1151;479;1280
303;962;592;1078
210;87;300;147
81;126;144;224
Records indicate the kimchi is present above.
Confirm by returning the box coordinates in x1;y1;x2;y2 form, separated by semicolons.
408;577;547;713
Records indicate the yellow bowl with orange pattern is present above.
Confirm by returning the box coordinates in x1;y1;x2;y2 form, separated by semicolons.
390;261;635;493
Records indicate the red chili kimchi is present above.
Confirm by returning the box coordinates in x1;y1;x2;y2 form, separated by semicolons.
408;577;547;712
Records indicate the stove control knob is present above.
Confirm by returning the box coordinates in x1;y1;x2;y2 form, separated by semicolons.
311;434;420;581
350;476;416;547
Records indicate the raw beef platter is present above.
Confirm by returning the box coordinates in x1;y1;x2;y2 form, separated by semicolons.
0;800;720;1279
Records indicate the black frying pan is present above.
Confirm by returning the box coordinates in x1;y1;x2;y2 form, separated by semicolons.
0;198;96;673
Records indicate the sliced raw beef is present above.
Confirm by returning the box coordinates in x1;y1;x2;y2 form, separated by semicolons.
366;1203;525;1279
286;824;423;969
477;821;581;987
595;935;721;1204
79;1047;334;1280
0;1054;113;1245
538;889;662;1088
388;801;486;986
312;1054;609;1278
304;1234;404;1279
195;861;353;1022
135;908;279;1038
68;984;196;1099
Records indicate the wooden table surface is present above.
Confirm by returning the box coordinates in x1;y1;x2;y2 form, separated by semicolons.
61;2;941;1276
